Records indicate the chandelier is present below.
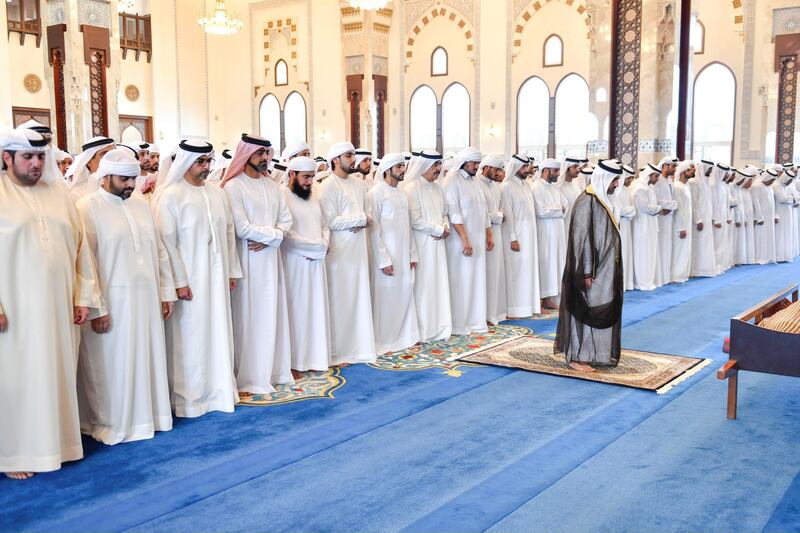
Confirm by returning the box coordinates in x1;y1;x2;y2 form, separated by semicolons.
198;1;243;36
347;0;391;10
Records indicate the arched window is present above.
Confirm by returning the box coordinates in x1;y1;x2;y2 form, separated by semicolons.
409;85;437;152
259;93;282;151
121;124;144;143
692;20;705;55
543;34;563;67
275;59;288;86
441;83;470;154
692;62;736;162
516;76;550;160
283;92;307;146
555;74;592;158
431;47;448;76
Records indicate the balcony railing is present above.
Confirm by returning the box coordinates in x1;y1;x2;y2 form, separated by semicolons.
119;12;151;62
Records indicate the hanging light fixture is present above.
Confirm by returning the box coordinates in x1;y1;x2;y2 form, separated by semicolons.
198;0;243;36
347;0;391;11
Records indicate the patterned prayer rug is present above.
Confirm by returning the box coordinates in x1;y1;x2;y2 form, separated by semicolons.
458;336;711;393
368;324;532;376
239;369;346;406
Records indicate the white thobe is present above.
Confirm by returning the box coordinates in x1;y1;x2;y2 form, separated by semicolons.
224;174;294;393
740;187;757;264
751;182;777;264
771;181;795;262
444;170;490;334
711;178;730;274
76;190;175;445
69;169;101;201
367;180;421;354
730;186;747;266
687;178;715;277
654;176;677;285
671;181;692;283
404;179;452;342
500;176;541;317
630;180;661;290
156;180;242;417
281;189;332;371
726;183;738;268
614;185;636;291
478;177;507;324
531;179;568;299
317;174;377;363
558;179;582;235
791;182;800;257
0;176;103;472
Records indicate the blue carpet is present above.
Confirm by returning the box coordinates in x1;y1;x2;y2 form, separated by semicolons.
2;259;799;533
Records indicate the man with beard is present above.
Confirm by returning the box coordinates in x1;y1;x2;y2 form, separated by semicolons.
155;139;242;417
751;168;777;264
353;149;375;190
367;153;421;354
403;150;452;343
557;157;584;234
500;154;541;318
613;164;637;291
630;164;662;290
655;157;679;285
270;141;311;186
222;133;294;393
671;161;694;283
1;129;103;479
556;160;623;372
442;147;492;335
66;136;116;199
477;154;507;325
281;156;332;373
75;148;175;445
531;158;568;310
317;142;376;364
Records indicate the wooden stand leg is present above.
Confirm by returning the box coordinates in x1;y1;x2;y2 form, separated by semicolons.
717;360;739;420
727;372;738;420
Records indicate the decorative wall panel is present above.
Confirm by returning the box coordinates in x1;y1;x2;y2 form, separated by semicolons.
776;56;797;164
609;0;642;167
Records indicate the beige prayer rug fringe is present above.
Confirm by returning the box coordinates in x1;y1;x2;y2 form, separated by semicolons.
458;336;711;392
239;368;346;406
369;325;531;375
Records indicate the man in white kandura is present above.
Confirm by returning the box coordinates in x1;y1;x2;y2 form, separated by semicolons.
367;153;421;354
614;164;636;291
354;149;375;190
654;157;678;285
771;167;796;263
688;160;716;278
270;141;311;187
709;161;732;274
155;139;242;417
0;129;104;480
477;154;507;325
500;154;541;318
281;156;332;373
557;156;584;234
630;164;662;290
443;147;492;334
65;136;116;199
531;158;568;310
671;161;694;283
75;148;175;445
222;133;294;393
403;150;452;343
751;168;777;265
317;142;377;364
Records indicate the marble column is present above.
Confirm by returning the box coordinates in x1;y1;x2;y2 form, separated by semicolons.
609;0;642;167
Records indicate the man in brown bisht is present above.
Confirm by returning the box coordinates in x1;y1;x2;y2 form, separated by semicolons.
555;159;624;372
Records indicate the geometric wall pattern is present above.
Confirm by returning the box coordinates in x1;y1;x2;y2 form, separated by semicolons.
776;55;797;164
610;0;642;167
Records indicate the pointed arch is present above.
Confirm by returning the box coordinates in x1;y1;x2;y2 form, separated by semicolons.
692;61;736;163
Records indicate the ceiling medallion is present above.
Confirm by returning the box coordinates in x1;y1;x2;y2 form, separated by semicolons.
125;84;140;102
23;74;42;93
